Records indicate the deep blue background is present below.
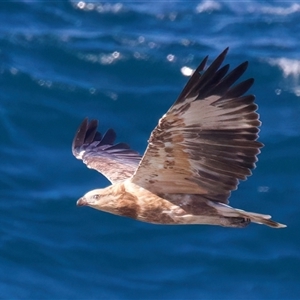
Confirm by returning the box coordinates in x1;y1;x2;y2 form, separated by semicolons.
1;1;300;299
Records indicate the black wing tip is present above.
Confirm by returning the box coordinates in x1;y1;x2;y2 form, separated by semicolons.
101;128;117;146
72;118;117;156
220;47;229;57
176;47;238;104
175;48;231;104
193;49;254;101
72;118;141;160
72;118;89;154
212;47;230;68
195;47;230;76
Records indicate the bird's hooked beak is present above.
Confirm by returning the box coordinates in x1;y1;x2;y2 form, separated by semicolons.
76;197;88;206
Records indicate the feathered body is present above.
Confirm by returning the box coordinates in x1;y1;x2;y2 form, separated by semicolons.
73;48;286;228
77;180;284;228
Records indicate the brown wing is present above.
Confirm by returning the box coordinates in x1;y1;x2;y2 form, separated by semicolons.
72;118;141;184
131;48;263;204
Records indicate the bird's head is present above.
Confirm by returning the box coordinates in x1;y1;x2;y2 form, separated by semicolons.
77;189;117;213
77;189;101;206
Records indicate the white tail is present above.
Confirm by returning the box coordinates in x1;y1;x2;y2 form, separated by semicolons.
208;201;286;228
235;209;286;228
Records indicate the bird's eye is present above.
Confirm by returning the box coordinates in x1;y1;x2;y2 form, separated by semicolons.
93;195;100;200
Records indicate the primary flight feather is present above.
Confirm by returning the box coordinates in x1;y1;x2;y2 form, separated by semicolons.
72;48;286;228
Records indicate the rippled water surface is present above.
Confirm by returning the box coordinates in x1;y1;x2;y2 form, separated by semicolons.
1;1;300;299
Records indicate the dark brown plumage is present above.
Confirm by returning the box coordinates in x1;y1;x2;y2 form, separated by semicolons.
73;48;286;228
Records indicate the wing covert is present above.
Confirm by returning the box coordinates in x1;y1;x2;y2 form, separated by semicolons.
131;48;263;204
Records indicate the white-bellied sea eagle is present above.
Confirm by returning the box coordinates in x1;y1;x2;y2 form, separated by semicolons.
72;48;286;228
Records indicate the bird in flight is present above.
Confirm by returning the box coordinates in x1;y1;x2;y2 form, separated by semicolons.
72;48;286;228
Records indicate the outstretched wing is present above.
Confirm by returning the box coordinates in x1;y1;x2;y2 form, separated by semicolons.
131;48;263;204
72;118;141;184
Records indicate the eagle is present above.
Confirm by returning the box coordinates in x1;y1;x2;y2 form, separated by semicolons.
72;48;286;228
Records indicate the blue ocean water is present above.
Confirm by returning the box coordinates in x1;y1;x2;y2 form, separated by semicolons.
1;0;300;299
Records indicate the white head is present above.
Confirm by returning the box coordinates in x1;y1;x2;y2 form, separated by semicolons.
77;189;102;206
76;188;119;214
